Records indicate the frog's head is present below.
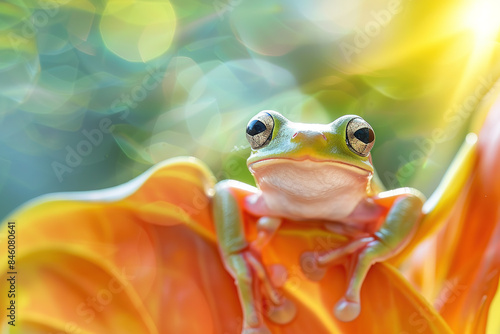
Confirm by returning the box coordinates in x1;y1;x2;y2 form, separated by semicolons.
246;110;375;171
245;110;376;217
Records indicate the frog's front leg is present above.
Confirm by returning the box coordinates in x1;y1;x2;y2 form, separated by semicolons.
306;188;425;322
213;180;296;334
339;188;424;321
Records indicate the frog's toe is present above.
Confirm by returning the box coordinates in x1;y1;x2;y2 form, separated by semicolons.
242;326;272;334
300;251;327;281
265;297;297;324
334;298;361;322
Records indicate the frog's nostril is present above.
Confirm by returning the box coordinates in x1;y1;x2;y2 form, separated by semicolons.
291;131;327;142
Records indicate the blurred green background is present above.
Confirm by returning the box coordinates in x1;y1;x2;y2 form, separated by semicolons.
1;0;499;220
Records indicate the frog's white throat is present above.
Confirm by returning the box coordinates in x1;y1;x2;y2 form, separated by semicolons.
249;159;372;221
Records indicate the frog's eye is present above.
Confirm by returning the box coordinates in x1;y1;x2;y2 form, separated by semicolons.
246;112;274;150
346;117;375;156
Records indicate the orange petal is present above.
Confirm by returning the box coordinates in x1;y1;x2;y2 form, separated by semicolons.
0;157;223;333
400;96;500;333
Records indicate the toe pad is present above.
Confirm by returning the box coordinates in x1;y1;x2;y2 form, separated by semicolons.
334;298;361;322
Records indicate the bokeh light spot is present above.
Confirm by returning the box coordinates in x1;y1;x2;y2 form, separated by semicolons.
100;0;176;62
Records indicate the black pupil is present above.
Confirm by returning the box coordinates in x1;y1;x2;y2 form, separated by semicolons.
247;120;267;136
354;128;373;144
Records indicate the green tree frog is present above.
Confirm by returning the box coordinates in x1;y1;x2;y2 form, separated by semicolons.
213;110;425;334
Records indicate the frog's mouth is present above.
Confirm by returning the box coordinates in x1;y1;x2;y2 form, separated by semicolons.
248;158;372;200
248;157;371;175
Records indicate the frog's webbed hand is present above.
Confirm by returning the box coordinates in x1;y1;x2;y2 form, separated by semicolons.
213;180;296;334
300;220;375;282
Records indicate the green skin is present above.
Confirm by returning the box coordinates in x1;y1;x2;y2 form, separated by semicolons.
213;110;424;334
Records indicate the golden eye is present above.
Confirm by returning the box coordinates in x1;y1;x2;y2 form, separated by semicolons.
246;112;274;150
346;117;375;156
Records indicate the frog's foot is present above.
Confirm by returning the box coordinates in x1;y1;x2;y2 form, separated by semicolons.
299;237;374;281
246;253;297;325
252;217;282;251
334;238;391;322
225;252;271;333
225;250;297;333
334;298;361;322
300;251;328;281
264;296;297;325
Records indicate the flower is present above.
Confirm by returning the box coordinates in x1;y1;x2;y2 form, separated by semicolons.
0;157;448;334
